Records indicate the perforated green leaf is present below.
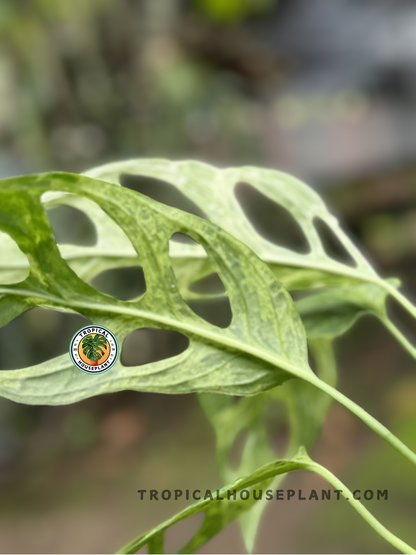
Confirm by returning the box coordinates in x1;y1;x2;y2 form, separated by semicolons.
82;159;415;354
83;159;377;288
3;159;413;348
0;171;313;404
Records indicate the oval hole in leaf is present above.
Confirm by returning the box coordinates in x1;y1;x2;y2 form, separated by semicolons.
121;329;189;366
313;217;357;267
0;231;30;284
90;266;146;301
46;205;97;246
171;231;199;245
187;298;232;328
235;182;310;253
164;512;205;554
189;273;226;295
229;427;250;471
121;174;209;220
0;308;90;370
170;233;233;328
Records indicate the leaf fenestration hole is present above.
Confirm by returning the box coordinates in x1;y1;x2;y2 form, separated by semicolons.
121;329;189;367
164;512;205;555
0;231;30;284
46;205;97;246
187;298;232;328
189;273;226;295
171;232;199;245
234;182;310;253
313;217;357;267
121;174;209;220
0;308;90;370
170;233;233;328
90;266;146;301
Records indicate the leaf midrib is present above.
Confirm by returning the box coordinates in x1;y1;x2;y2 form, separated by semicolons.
4;247;383;288
0;285;313;382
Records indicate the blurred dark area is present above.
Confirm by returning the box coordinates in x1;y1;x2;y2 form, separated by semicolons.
1;0;416;553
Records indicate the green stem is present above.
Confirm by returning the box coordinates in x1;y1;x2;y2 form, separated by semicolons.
307;375;416;467
307;460;415;554
382;317;416;360
384;281;416;320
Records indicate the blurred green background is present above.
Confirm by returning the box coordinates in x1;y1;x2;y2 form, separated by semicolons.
1;0;416;552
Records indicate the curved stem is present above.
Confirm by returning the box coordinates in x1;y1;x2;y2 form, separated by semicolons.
306;375;416;467
306;460;415;554
382;318;416;360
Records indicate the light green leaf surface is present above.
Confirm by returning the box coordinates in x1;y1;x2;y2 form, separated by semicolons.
296;282;415;357
0;171;312;404
296;283;388;339
0;231;30;284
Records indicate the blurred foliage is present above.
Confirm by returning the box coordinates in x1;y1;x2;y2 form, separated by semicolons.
0;0;267;173
194;0;276;23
